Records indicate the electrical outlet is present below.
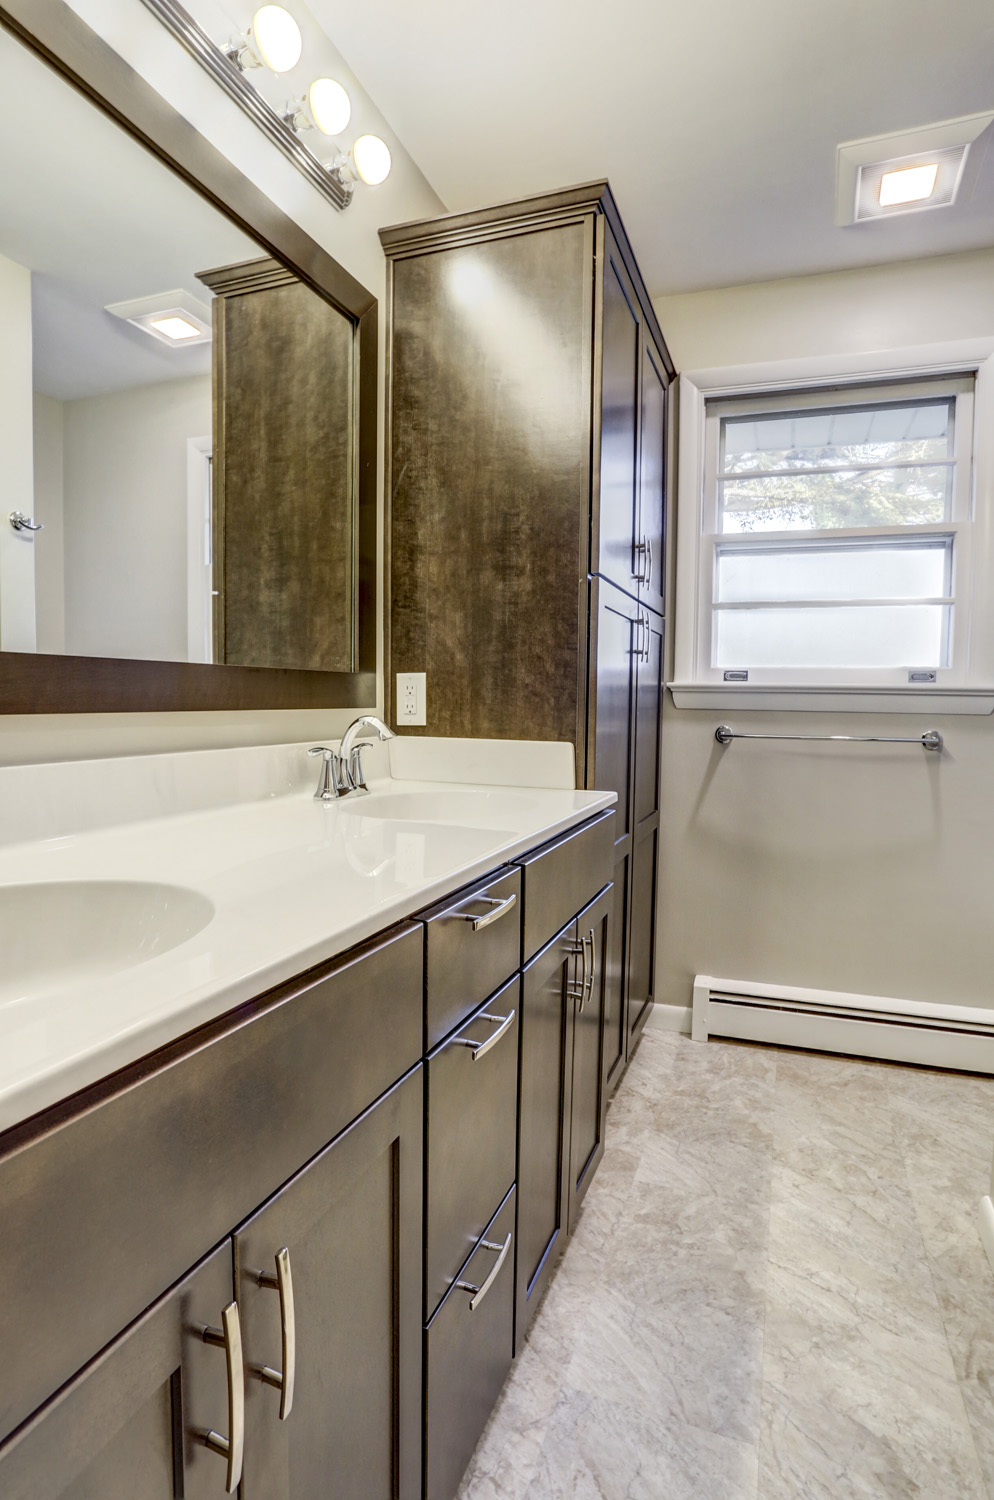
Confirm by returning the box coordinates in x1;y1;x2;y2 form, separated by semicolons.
396;672;426;726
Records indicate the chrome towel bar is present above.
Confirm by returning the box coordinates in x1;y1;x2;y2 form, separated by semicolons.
714;724;943;752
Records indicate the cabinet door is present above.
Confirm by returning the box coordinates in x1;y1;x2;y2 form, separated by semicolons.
567;884;613;1233
587;576;639;842
234;1068;423;1500
595;228;641;595
628;820;659;1052
633;607;663;827
637;340;667;615
515;925;578;1348
604;846;630;1096
628;610;663;1053
0;1245;235;1500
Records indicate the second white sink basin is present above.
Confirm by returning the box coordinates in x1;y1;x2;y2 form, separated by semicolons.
0;880;215;1005
353;789;540;826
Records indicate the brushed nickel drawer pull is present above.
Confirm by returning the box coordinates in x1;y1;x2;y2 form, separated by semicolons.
455;1230;513;1311
202;1302;245;1493
566;935;588;1006
449;1009;516;1062
257;1246;296;1420
451;891;517;931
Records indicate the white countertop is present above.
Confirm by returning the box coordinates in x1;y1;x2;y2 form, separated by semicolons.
0;738;614;1133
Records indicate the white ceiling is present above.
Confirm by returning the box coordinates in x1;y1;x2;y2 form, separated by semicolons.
313;0;994;296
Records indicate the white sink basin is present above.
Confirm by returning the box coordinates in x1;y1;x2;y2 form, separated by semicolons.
353;789;540;826
0;880;215;1005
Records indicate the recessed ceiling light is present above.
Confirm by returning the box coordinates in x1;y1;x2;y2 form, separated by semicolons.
105;291;213;347
879;162;939;206
835;110;994;225
148;314;204;342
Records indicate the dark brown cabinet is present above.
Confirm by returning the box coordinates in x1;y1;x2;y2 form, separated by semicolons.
589;577;663;1079
0;1244;235;1500
0;927;425;1499
424;1188;516;1500
0;817;618;1500
515;883;613;1347
234;1070;423;1500
382;181;672;1086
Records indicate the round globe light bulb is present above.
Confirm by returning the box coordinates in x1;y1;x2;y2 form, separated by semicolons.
250;6;302;72
308;78;351;136
353;134;392;186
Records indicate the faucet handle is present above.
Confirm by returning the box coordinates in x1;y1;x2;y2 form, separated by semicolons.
348;742;372;794
308;746;346;800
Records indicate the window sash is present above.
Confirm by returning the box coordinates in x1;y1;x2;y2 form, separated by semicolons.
697;375;975;685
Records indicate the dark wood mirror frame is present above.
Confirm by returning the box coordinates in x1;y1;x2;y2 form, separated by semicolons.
0;0;377;713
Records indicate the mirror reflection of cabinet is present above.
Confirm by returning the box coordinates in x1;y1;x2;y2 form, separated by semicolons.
199;260;355;673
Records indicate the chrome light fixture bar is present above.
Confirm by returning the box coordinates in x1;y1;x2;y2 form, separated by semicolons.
138;0;354;209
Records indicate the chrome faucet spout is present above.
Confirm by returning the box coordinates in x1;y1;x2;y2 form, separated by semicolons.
313;715;395;799
339;714;396;763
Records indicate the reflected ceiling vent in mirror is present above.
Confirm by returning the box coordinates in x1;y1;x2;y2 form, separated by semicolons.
139;0;394;208
105;291;213;346
836;110;994;225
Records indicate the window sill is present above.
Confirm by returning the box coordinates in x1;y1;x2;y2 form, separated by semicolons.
666;683;994;715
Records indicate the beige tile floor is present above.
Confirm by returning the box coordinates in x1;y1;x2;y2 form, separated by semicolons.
457;1030;994;1500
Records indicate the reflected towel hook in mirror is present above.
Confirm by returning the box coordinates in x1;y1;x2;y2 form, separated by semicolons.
9;512;43;534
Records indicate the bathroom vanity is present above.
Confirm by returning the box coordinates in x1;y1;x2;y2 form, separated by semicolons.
0;743;616;1500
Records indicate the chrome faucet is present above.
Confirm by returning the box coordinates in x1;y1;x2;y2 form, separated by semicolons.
308;715;396;800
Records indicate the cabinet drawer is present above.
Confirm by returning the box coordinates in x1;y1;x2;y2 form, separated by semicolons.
425;1189;516;1500
0;922;423;1445
516;811;615;961
425;980;518;1316
422;866;521;1048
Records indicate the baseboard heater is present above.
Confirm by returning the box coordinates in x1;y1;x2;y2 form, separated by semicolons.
692;975;994;1075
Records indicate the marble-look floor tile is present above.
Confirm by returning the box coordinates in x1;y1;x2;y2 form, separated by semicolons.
454;1031;994;1500
524;1385;759;1500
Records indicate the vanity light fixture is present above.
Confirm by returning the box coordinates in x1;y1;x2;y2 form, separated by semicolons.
226;5;302;74
284;77;352;137
105;290;213;347
352;134;392;186
138;0;377;210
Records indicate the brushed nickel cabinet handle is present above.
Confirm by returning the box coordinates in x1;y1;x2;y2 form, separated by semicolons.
451;891;517;931
631;614;645;660
257;1246;296;1420
455;1230;513;1311
202;1302;245;1493
633;536;646;581
584;928;596;1008
565;937;585;1001
449;1009;516;1062
645;535;652;588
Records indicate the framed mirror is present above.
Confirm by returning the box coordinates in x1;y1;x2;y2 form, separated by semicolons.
0;0;376;713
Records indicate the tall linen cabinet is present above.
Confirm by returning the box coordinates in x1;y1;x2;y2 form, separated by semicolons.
381;181;673;1081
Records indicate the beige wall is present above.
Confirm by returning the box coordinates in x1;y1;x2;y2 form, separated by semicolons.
62;376;211;662
32;391;66;655
654;247;994;1015
0;252;36;653
0;0;444;766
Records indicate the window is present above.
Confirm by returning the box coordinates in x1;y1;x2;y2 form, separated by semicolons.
695;375;975;687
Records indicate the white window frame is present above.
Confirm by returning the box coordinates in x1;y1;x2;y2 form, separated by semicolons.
670;341;994;713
